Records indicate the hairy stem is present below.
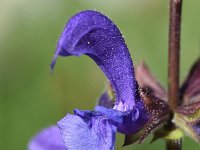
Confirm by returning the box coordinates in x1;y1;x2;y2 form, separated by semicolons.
167;0;183;150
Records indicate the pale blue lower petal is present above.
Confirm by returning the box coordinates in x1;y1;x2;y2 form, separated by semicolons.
57;111;116;150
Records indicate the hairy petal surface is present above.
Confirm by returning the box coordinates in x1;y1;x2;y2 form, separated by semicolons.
28;126;66;150
139;88;170;141
51;10;137;110
57;110;116;150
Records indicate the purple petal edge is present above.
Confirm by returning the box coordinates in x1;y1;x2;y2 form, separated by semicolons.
28;126;66;150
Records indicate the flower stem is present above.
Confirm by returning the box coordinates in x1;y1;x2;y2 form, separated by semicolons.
168;0;182;110
167;0;183;149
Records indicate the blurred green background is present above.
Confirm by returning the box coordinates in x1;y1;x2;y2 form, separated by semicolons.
0;0;200;149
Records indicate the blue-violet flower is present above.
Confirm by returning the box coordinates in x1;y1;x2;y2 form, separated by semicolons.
28;9;200;150
51;10;150;150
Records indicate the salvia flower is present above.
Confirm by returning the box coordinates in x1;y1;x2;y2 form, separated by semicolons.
29;9;200;150
51;10;152;149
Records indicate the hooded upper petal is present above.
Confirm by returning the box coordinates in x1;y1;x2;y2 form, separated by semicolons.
57;110;116;150
51;10;137;110
28;126;66;150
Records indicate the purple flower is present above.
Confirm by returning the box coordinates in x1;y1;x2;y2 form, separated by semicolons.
51;10;150;149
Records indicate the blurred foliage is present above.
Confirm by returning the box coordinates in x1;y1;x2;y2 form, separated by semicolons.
0;0;200;149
